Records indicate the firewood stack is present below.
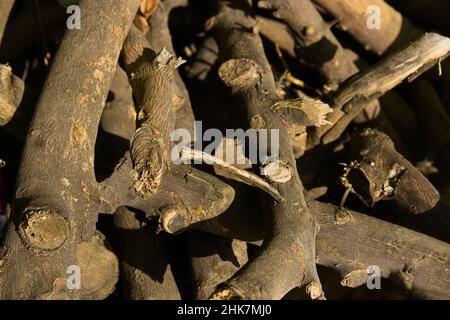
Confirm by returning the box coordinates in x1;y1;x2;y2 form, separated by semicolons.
0;0;449;300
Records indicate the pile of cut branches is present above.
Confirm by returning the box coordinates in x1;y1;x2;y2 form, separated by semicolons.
0;0;449;300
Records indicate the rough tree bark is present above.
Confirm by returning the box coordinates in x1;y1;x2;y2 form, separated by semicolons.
388;0;450;35
1;0;449;301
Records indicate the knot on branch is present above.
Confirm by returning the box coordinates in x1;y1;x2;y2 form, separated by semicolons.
261;159;293;183
19;208;69;252
250;114;266;131
130;125;165;198
218;58;261;92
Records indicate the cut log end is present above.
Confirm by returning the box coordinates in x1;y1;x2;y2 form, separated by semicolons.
18;208;69;252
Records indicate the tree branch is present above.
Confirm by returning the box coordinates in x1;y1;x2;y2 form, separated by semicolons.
208;0;323;300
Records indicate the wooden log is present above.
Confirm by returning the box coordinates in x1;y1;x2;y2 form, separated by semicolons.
313;0;423;55
344;128;440;215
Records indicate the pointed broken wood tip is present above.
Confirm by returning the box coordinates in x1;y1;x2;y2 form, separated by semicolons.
272;97;333;127
156;47;186;70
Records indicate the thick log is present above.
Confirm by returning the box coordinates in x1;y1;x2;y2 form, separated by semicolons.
0;0;141;300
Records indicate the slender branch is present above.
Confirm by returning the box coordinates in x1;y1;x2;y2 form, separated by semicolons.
314;32;450;145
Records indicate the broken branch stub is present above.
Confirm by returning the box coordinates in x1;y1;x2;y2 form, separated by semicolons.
344;129;440;214
121;25;185;198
